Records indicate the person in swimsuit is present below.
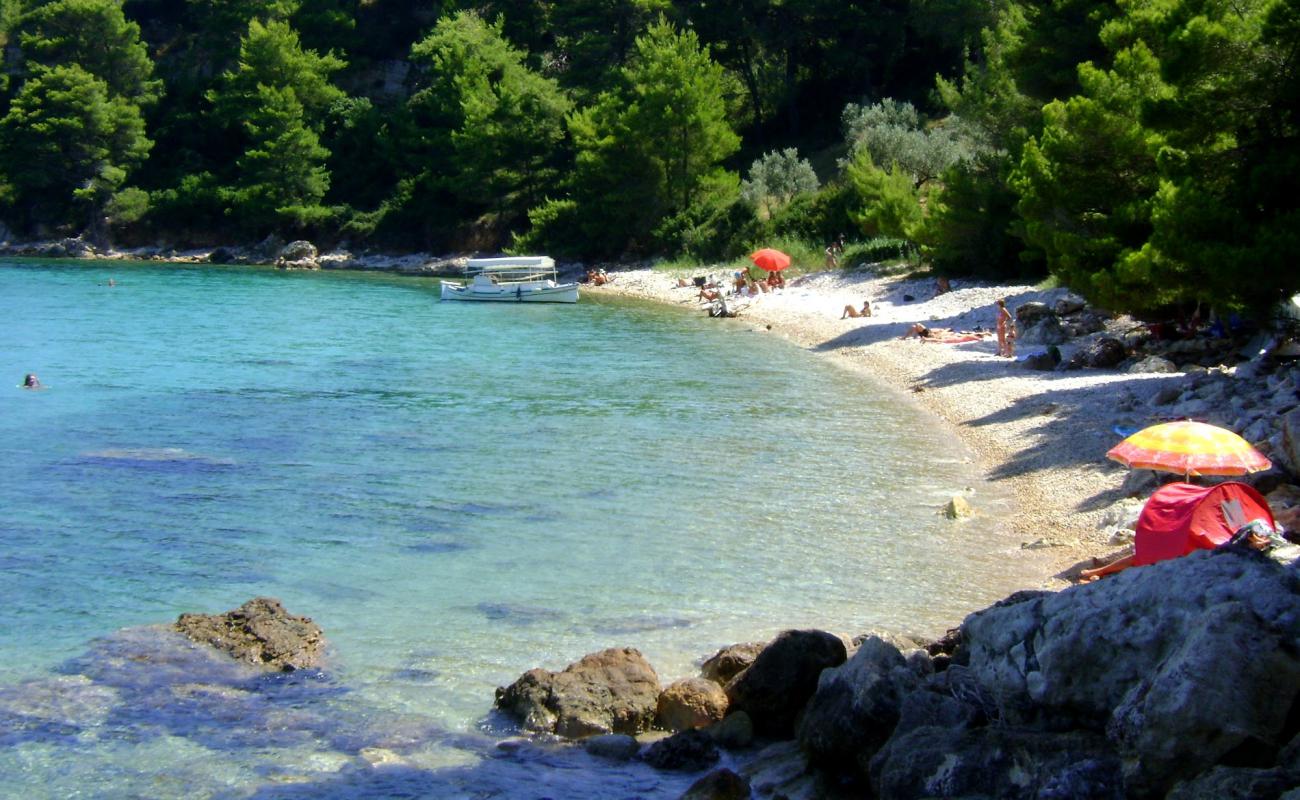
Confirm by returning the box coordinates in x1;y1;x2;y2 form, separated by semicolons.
841;300;871;319
996;298;1016;357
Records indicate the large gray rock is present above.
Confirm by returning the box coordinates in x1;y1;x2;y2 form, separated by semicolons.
276;240;319;270
869;725;1124;800
174;597;325;672
1022;348;1062;371
1015;301;1054;326
494;647;661;738
960;549;1300;794
796;636;923;773
1278;408;1300;477
1064;336;1127;369
725;630;847;739
1165;765;1299;800
1019;316;1069;346
1129;355;1178;374
57;237;96;258
1054;295;1086;316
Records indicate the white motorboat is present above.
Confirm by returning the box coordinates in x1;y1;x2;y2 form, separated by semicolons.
440;256;579;303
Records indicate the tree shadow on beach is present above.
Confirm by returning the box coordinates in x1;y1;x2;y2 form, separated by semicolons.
811;288;1049;361
955;370;1194;515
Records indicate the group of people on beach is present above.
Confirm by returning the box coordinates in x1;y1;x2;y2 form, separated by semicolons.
840;289;1017;358
685;268;785;305
585;268;612;286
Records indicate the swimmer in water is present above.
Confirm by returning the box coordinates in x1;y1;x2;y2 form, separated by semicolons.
22;373;42;389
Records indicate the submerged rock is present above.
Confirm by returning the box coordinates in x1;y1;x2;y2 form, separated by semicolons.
941;495;974;519
681;767;751;800
174;597;325;672
641;728;719;771
494;647;661;738
583;733;639;761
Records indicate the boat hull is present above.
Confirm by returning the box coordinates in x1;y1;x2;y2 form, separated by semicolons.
440;280;579;303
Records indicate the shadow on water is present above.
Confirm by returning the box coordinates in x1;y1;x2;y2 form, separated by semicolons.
75;448;238;470
0;625;696;798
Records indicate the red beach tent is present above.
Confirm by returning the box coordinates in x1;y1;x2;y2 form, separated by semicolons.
1133;481;1276;566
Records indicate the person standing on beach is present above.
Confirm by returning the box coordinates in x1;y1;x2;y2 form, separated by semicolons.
996;298;1016;357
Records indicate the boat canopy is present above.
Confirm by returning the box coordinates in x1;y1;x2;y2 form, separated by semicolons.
464;256;556;281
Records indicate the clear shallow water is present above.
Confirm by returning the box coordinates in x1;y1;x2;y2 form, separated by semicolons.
0;260;1035;797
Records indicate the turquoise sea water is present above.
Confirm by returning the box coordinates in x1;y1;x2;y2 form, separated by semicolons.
0;260;1036;797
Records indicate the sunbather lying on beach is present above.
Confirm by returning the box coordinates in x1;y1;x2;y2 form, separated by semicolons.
1079;520;1280;582
902;323;936;339
841;300;871;319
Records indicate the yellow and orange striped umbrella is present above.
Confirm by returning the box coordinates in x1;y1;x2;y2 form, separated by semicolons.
1106;420;1271;477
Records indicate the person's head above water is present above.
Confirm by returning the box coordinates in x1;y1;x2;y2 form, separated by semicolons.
22;373;40;388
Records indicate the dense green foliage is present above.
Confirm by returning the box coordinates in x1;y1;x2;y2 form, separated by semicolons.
0;0;1294;316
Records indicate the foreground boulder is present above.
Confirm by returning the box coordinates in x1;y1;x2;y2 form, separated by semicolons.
174;597;325;671
495;647;660;738
871;725;1124;799
725;629;846;738
959;549;1300;796
797;636;926;771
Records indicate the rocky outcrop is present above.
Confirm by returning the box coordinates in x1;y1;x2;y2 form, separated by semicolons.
1063;335;1127;369
1022;347;1062;370
703;550;1300;798
657;677;728;732
494;647;660;738
959;549;1300;795
276;240;319;270
871;725;1124;799
725;629;847;738
1019;315;1069;346
796;636;927;771
173;597;325;671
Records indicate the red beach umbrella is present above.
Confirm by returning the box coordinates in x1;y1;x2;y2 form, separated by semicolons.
749;248;792;272
1106;420;1271;478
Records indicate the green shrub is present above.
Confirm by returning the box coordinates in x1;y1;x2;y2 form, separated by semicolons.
512;197;589;258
